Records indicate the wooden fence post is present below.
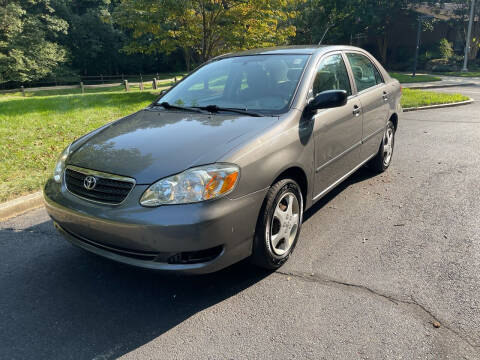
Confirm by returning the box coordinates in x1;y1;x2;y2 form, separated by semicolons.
139;74;144;91
124;80;129;92
80;82;84;94
21;86;25;97
100;74;104;84
174;77;177;83
152;78;158;90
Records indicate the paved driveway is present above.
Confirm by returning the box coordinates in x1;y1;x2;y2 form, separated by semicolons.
1;85;479;359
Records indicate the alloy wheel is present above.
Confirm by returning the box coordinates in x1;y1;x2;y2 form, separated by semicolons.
269;192;301;256
383;126;394;167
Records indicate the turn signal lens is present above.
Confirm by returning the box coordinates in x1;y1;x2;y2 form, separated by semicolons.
140;164;240;207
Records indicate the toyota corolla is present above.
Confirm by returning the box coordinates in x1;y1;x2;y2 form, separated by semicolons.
44;46;401;273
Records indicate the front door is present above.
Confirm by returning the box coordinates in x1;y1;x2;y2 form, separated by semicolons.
312;53;362;200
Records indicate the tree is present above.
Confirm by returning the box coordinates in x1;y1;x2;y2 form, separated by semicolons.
294;0;355;45
0;0;68;83
113;0;298;69
53;0;127;75
448;0;480;61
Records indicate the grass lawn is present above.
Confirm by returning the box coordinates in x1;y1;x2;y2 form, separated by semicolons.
436;71;480;78
0;86;471;203
389;72;441;83
0;88;160;202
401;88;469;109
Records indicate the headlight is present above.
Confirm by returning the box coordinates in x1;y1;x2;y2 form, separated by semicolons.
53;145;71;183
140;164;240;207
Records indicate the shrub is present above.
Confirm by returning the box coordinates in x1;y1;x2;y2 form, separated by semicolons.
439;38;454;60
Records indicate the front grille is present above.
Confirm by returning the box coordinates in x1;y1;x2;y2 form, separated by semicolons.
65;167;134;204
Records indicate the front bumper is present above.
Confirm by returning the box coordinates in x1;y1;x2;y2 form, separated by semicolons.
44;178;267;274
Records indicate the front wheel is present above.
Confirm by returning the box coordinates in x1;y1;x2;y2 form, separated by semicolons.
369;120;395;173
251;179;303;270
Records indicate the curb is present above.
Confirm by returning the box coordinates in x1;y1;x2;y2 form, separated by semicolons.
405;82;476;90
403;98;474;112
0;192;44;222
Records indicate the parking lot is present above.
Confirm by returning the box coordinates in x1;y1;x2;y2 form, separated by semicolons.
1;85;479;359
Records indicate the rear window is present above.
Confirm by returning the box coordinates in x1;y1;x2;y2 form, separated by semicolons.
346;53;383;92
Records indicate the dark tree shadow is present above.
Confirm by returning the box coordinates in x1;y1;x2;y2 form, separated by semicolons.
0;224;270;359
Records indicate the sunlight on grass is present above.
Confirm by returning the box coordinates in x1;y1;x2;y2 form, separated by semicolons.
401;89;469;109
0;89;160;202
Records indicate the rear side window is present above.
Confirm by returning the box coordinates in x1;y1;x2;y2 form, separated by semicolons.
346;53;384;92
312;54;352;96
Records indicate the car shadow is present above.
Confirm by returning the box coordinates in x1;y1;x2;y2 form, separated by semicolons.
0;166;377;359
303;166;376;222
0;224;271;359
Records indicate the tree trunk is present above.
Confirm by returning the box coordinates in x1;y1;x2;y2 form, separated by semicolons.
183;47;191;72
377;32;388;64
200;1;207;63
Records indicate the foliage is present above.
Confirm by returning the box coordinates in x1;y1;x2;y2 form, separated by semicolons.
294;0;355;45
114;0;298;66
293;0;438;65
438;38;454;60
52;0;126;76
0;0;68;83
438;0;480;61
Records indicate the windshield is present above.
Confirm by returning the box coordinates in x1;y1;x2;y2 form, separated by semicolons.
158;54;310;114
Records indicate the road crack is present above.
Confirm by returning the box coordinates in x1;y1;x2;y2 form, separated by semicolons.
275;269;479;352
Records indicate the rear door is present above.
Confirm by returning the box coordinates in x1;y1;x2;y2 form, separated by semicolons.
345;52;390;159
311;53;362;200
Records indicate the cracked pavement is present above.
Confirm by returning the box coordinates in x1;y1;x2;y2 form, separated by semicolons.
1;85;480;359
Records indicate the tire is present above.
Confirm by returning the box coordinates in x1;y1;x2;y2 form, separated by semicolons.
251;179;304;270
369;120;395;173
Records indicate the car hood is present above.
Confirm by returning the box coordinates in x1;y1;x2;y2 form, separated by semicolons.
68;109;278;184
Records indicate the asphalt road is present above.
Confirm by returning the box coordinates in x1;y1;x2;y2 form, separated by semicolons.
1;85;480;360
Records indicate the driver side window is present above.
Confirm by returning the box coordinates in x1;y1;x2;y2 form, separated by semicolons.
313;54;352;97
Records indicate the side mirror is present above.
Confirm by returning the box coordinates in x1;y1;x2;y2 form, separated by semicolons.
305;90;348;114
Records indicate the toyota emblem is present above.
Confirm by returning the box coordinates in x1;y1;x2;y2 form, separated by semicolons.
83;176;97;190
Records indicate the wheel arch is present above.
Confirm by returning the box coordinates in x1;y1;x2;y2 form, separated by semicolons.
271;166;309;208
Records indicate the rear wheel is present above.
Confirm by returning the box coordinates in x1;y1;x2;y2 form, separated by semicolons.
251;179;303;270
369;120;395;173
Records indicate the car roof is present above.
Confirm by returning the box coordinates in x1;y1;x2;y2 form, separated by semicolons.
215;45;364;59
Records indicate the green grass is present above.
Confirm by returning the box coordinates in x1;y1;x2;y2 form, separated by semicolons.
401;88;469;109
0;85;471;203
436;71;480;78
0;88;160;202
389;72;442;83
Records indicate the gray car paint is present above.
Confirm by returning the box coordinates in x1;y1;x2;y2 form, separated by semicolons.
44;45;401;273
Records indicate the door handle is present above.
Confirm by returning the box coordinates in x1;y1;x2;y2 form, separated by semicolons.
383;91;389;101
353;105;361;117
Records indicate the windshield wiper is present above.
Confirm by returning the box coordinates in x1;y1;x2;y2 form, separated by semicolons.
193;105;263;117
153;102;204;113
